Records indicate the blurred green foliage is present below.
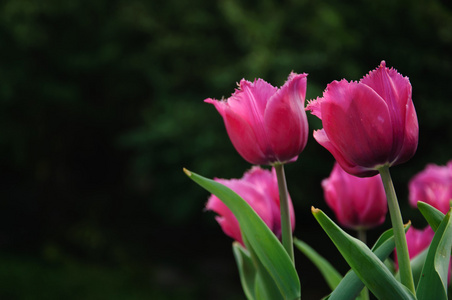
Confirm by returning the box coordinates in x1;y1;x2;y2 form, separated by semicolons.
0;0;451;298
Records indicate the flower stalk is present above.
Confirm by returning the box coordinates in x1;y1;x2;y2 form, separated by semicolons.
356;229;369;300
274;163;294;263
378;165;415;293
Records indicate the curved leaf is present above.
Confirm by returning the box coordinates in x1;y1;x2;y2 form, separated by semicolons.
327;225;410;300
312;207;416;300
184;169;300;300
417;201;445;232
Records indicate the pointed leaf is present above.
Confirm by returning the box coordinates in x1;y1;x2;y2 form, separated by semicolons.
417;201;446;232
233;242;256;300
184;169;300;299
327;225;410;300
293;238;342;291
312;207;416;300
416;209;452;300
254;266;284;300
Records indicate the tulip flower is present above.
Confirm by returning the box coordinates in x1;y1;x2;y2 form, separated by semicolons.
408;160;452;214
205;166;295;246
322;162;387;231
205;73;309;165
306;61;418;177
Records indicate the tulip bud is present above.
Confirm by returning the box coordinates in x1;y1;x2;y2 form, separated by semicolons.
205;73;309;165
205;166;295;246
321;162;387;230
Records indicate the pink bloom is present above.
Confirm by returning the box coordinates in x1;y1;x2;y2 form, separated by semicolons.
409;161;452;214
322;162;387;230
395;226;451;283
307;61;418;177
205;73;309;165
206;166;295;246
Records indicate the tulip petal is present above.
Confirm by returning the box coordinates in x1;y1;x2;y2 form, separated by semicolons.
360;61;417;160
264;73;309;163
207;176;276;245
393;99;418;165
321;80;394;170
313;129;378;177
207;195;242;244
306;96;322;119
210;101;269;164
228;79;277;154
409;161;452;214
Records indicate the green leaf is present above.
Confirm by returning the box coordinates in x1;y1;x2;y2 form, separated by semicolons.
254;265;285;300
327;225;410;300
232;242;256;300
417;201;446;232
312;207;416;300
293;238;342;291
416;209;452;300
184;169;300;300
241;236;284;300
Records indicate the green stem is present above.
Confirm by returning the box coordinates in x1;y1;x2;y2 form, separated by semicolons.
357;229;367;245
274;163;294;263
378;165;415;293
356;229;370;300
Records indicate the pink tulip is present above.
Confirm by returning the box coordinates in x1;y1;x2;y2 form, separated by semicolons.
321;162;387;230
307;61;418;177
409;161;452;214
205;166;295;246
205;73;309;165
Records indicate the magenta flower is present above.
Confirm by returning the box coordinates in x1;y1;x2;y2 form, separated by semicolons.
206;166;295;246
409;161;452;214
307;61;418;177
205;73;309;165
321;162;387;230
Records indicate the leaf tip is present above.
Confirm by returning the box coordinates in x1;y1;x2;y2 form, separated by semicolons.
404;220;411;228
311;206;321;214
183;168;192;177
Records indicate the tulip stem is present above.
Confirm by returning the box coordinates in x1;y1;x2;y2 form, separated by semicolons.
378;165;415;294
356;229;369;300
357;229;367;245
274;163;294;263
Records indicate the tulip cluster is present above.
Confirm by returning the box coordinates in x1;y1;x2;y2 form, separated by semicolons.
185;61;451;300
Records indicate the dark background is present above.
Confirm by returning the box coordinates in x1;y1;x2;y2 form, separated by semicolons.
0;0;451;299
